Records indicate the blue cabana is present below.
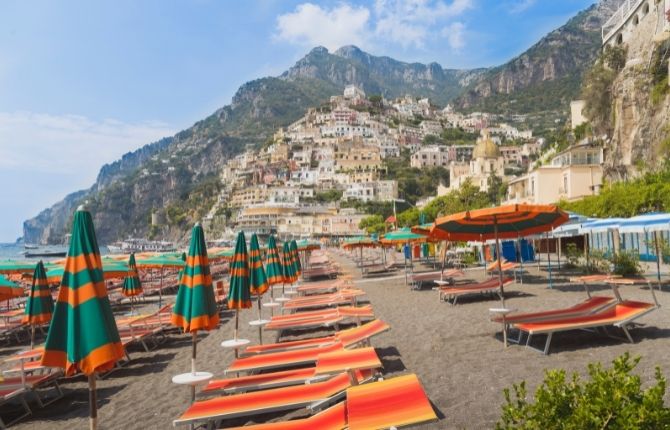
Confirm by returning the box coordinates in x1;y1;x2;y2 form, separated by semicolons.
618;213;670;282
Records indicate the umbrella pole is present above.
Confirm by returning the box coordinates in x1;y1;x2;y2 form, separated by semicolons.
30;324;35;350
234;308;239;341
585;234;590;274
159;267;164;308
557;237;562;270
89;373;98;430
654;232;662;285
191;331;197;374
493;217;507;348
546;232;553;289
256;294;263;344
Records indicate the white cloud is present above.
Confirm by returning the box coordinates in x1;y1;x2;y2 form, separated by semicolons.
0;111;174;177
442;22;466;50
510;0;536;14
275;3;371;51
374;0;474;48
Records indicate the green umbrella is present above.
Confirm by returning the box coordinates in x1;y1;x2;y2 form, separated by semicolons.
171;223;220;384
265;236;283;286
290;240;302;277
0;275;24;300
382;227;427;243
41;207;124;430
249;234;269;343
23;261;54;348
0;260;38;274
281;242;297;284
135;253;184;308
227;232;252;343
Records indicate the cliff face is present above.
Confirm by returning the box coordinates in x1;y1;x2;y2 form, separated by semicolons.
456;1;621;114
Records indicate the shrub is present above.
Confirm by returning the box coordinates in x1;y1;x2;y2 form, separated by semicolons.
611;250;641;276
585;249;611;274
497;353;670;429
564;242;582;268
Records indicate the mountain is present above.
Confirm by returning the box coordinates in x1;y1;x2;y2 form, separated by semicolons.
456;0;620;114
24;1;618;244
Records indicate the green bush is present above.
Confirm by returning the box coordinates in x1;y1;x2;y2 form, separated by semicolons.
497;353;670;429
564;242;582;268
586;249;611;274
611;251;641;276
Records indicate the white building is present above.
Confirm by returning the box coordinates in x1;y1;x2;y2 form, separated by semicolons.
410;145;451;168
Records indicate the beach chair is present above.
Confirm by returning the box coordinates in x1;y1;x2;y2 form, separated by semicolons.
222;373;438;430
410;269;463;290
265;306;374;332
296;279;347;295
202;347;381;395
227;343;344;374
492;296;617;325
244;319;390;355
281;290;365;312
513;300;657;354
361;263;396;278
173;371;368;428
439;277;514;304
487;259;523;283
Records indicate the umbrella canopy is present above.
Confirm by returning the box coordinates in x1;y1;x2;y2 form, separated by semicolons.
171;224;220;332
249;234;269;296
0;275;24;301
134;254;185;269
295;239;320;252
381;227;427;244
44;260;130;283
209;247;234;261
290;240;302;276
22;261;54;325
265;236;284;285
121;254;142;297
430;204;569;242
227;232;252;309
341;236;379;249
281;242;297;284
385;215;397;224
41;207;124;375
0;260;38;275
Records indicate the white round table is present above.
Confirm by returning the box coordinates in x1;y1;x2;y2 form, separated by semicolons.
248;319;270;327
172;371;213;403
275;297;290;303
262;302;280;308
221;338;251;348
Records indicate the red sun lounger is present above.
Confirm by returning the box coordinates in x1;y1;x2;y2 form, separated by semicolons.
244;319;390;355
223;373;437;430
439;277;514;304
492;296;616;324
173;371;368;427
513;300;656;354
203;347;381;395
227;343;344;374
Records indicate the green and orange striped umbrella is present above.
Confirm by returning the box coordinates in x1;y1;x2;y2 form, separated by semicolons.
40;207;124;429
265;236;284;286
171;224;220;333
0;275;24;301
121;253;142;298
23;260;53;349
282;241;297;284
290;240;302;277
228;232;252;342
249;234;269;343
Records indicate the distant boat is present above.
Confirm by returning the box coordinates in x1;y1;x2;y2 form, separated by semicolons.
23;245;67;258
107;238;176;254
24;244;39;250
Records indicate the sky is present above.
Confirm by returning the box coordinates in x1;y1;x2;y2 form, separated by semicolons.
0;0;597;242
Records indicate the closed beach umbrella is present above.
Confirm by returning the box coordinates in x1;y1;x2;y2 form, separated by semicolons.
290;240;302;277
40;207;124;430
265;236;284;286
172;223;220;377
282;242;297;284
122;253;142;315
227;232;252;342
249;234;269;343
22;261;54;348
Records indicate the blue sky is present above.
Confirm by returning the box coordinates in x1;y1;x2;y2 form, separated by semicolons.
0;0;596;242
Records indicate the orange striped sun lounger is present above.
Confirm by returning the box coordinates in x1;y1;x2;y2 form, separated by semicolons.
513;300;657;354
244;319;390;355
492;296;616;325
296;279;347;295
265;306;374;331
281;291;366;312
439;277;514;304
203;347;382;395
223;373;438;430
411;269;464;290
227;343;344;374
173;371;369;427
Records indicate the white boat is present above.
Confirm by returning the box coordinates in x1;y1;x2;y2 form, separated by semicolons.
107;239;176;254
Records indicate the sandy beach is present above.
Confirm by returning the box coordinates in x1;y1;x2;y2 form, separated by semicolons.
6;250;670;429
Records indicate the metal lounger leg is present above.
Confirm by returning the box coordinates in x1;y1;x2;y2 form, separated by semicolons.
543;333;553;355
621;325;635;343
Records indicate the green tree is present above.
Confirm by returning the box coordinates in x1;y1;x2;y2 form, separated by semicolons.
359;215;386;235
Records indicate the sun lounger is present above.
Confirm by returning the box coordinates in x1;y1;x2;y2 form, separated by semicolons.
513;300;657;354
411;269;463;290
361;263;396;278
492;296;616;325
439;277;514;304
173;371;368;427
227;343;344;374
281;290;366;312
244;319;390;355
265;306;374;332
203;347;381;395
222;373;438;430
302;266;339;281
296;279;347;295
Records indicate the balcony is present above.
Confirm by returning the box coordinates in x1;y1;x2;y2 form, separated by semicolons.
602;0;646;44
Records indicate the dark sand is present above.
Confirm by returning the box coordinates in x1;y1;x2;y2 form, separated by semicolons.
8;251;670;429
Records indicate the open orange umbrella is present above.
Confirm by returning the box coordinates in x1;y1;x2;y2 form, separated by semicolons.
430;204;568;304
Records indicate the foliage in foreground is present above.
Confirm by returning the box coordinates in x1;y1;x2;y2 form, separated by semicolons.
497;353;670;430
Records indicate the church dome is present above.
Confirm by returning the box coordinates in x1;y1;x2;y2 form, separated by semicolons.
472;133;500;159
